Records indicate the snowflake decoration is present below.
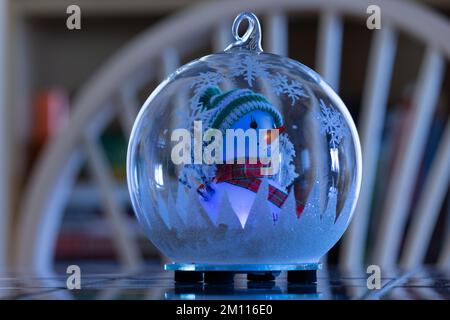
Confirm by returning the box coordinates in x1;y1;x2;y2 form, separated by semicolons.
270;72;307;106
225;54;308;106
191;71;225;95
229;54;272;86
316;100;347;148
177;129;218;190
179;54;316;132
178;71;225;130
180;94;216;131
274;133;299;189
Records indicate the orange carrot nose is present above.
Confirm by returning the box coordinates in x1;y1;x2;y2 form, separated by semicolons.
265;125;286;144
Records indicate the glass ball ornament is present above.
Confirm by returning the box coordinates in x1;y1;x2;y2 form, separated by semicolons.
127;12;362;265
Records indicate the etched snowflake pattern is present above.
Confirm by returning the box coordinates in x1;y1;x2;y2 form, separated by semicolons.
270;72;307;106
181;94;216;130
191;71;225;94
229;54;272;86
275;133;299;188
179;71;225;130
225;54;308;106
316;100;347;148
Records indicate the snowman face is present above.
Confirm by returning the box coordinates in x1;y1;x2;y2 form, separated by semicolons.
231;110;277;131
223;110;277;163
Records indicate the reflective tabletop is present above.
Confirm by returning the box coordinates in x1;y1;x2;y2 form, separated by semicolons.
1;264;449;300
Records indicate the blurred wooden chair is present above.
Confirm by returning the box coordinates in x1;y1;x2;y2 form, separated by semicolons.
15;0;450;277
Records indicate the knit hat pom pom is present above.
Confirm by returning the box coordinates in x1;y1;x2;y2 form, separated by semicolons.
199;87;222;110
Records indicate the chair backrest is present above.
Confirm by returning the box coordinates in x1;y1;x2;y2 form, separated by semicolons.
15;0;450;276
0;0;9;275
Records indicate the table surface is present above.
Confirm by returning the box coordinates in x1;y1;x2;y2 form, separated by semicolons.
1;265;449;300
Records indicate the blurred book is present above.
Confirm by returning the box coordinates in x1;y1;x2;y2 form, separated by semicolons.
55;207;158;261
29;88;70;165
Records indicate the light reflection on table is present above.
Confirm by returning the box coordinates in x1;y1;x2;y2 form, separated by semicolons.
1;264;448;300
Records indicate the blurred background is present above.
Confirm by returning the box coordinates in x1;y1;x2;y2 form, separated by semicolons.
0;0;449;276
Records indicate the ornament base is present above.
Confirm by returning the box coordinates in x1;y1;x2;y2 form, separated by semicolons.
165;263;321;284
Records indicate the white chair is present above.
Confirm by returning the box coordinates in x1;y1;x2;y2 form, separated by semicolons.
0;0;10;275
14;0;450;278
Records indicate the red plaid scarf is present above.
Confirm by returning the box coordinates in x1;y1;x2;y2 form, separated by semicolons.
214;163;304;217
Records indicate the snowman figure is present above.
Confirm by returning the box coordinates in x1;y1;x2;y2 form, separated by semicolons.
179;86;303;227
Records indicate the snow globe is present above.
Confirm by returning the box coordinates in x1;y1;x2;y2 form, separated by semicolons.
127;12;362;284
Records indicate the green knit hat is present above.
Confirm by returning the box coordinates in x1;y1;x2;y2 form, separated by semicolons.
199;87;283;130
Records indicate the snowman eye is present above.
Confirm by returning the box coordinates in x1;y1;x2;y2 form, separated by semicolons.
250;117;258;129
